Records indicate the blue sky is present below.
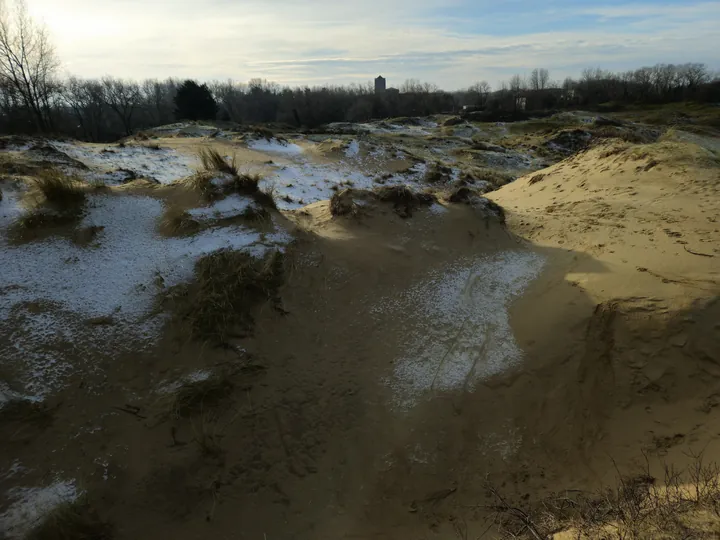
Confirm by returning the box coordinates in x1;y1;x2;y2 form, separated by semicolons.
27;0;720;90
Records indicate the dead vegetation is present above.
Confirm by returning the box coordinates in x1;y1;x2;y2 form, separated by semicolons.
158;249;285;344
445;186;506;223
0;153;40;176
485;455;720;539
458;167;515;189
27;144;89;170
159;206;201;236
199;147;238;177
528;173;547;185
182;171;223;200
12;208;79;232
189;148;276;209
330;188;360;217
442;116;464;127
27;497;113;540
30;169;86;208
249;126;275;140
448;185;483;204
8;169;89;243
375;185;436;218
424;161;453;184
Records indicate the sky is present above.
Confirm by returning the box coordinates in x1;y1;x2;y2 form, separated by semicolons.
25;0;720;90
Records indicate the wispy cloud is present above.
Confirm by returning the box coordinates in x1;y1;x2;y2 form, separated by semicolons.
26;0;720;89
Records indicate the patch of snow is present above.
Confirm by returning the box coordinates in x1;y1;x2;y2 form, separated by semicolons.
263;155;430;210
344;140;360;158
4;143;33;152
78;169;135;186
372;251;545;409
51;142;195;184
186;369;212;383
187;194;257;221
156;368;213;395
264;162;375;210
0;188;24;224
2;460;26;480
0;480;78;539
369;145;388;159
150;123;224;138
0;193;291;397
0;381;43;406
248;138;303;155
209;173;237;187
429;203;449;215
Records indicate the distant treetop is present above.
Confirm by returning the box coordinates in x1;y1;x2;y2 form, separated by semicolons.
174;80;217;121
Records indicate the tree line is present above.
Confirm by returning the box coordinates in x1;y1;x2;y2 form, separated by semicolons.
1;0;719;142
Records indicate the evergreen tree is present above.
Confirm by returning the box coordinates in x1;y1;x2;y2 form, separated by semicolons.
174;80;217;121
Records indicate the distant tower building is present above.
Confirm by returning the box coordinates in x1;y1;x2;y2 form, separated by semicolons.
375;75;386;94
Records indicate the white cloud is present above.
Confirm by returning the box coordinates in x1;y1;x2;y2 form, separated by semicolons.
24;0;720;89
575;1;720;19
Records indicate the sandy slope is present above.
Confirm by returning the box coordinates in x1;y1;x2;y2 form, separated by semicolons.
488;138;720;490
1;124;719;539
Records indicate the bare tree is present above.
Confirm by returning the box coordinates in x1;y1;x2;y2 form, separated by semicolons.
679;63;709;90
538;68;550;90
211;79;246;122
61;77;107;140
421;81;439;93
529;69;540;91
102;77;141;135
468;80;491;106
0;0;59;131
400;79;423;93
508;74;521;92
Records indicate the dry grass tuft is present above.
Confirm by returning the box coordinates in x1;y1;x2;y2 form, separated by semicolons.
160;249;284;343
374;185;436;218
250;182;277;210
27;498;113;540
424;161;453;184
184;159;276;209
448;185;483;203
527;173;546;185
250;126;275;140
240;204;271;222
8;207;85;244
159;206;201;236
0;153;40;176
182;171;223;200
486;455;720;540
459;167;515;189
199;147;238;176
31;169;86;208
446;186;506;223
230;172;262;195
9;169;90;242
329;188;359;217
14;208;78;230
